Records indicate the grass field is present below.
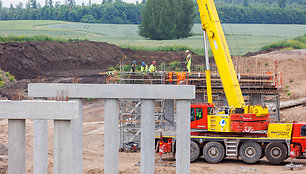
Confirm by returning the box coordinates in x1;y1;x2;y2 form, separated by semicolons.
0;20;305;55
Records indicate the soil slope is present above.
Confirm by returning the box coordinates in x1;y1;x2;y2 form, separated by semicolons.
0;41;203;80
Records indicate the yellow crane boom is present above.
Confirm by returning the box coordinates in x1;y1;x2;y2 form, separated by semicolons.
196;0;245;108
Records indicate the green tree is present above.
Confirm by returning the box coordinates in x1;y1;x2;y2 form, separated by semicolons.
31;0;37;8
139;0;195;40
48;0;53;7
175;0;196;38
243;0;249;6
278;0;287;8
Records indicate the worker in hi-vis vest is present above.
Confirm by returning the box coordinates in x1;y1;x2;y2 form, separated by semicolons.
185;50;191;73
149;61;157;73
141;62;148;74
131;61;137;72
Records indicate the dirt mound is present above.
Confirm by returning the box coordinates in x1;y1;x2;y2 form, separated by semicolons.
0;41;203;80
251;49;306;100
244;47;281;57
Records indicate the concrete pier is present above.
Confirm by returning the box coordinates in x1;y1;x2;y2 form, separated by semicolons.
71;99;83;174
176;100;191;174
141;100;155;174
34;120;48;174
104;99;119;174
8;119;26;174
28;83;195;174
0;100;79;174
54;120;73;174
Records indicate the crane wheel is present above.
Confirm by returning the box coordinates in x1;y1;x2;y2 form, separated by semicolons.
239;142;262;164
265;142;287;164
203;142;225;163
190;141;200;162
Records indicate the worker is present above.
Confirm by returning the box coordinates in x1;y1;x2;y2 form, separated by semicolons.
149;61;157;73
140;62;148;74
185;50;191;73
131;61;137;72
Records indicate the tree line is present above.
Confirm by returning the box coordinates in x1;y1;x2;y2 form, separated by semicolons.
0;0;144;24
194;3;305;24
0;0;304;24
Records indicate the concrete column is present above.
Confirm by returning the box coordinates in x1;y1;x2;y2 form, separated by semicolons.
34;120;48;174
164;99;174;128
8;119;26;174
54;120;73;174
71;99;83;174
140;99;155;174
176;100;191;174
104;99;119;174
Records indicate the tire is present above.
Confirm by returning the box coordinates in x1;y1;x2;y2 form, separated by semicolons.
240;142;262;164
203;142;225;163
265;142;287;164
190;141;200;162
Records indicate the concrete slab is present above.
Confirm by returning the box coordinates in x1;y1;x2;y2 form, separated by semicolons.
28;83;195;99
0;100;79;120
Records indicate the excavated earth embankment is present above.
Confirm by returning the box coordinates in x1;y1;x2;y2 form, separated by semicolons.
0;41;204;80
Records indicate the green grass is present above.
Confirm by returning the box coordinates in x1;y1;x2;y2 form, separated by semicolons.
260;34;306;51
0;20;305;55
0;35;88;43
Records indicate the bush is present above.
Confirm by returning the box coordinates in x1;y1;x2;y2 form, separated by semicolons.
9;75;15;82
0;81;5;87
4;72;10;77
260;34;306;51
0;75;2;81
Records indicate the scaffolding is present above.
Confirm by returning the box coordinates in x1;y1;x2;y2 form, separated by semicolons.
109;60;281;148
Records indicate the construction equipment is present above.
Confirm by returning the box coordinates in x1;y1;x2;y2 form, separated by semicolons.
157;0;306;164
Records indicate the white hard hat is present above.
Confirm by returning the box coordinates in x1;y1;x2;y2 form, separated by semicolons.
185;50;190;53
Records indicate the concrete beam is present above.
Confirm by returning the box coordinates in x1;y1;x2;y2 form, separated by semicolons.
28;83;195;99
8;119;26;174
140;100;155;174
176;100;191;174
0;100;79;120
104;99;119;174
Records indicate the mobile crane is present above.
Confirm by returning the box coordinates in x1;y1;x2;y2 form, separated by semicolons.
157;0;306;164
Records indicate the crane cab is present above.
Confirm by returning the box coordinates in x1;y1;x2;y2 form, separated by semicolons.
190;103;214;130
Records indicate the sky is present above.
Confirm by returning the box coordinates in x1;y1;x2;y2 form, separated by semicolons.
2;0;138;8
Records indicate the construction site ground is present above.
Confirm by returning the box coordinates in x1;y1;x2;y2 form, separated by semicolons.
0;41;305;173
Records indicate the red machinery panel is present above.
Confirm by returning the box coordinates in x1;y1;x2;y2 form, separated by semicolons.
231;121;270;132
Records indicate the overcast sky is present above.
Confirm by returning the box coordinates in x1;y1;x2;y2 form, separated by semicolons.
2;0;138;8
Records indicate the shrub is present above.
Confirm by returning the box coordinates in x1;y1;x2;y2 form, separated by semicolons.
0;81;5;87
4;72;10;77
0;75;2;81
9;75;15;82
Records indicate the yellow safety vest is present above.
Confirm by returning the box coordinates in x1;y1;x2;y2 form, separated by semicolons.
141;65;148;72
149;64;156;72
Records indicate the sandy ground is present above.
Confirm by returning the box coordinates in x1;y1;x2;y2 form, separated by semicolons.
0;49;306;173
0;99;305;174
